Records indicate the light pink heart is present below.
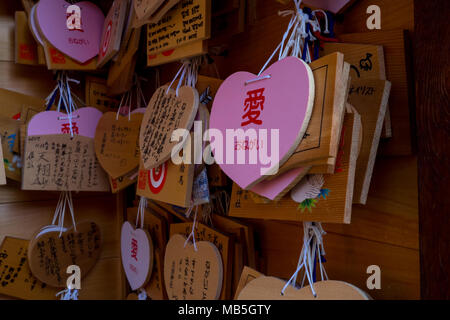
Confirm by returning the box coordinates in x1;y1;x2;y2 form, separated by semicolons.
36;0;105;63
121;221;153;291
27;107;103;138
210;56;314;189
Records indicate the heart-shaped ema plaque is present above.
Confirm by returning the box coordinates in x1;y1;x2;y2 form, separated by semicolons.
210;56;315;190
164;234;223;300
139;85;199;170
27;107;103;138
28;221;102;287
35;0;105;63
237;276;370;300
121;221;154;291
94;111;144;179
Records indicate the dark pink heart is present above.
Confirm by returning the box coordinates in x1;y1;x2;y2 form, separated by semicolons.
36;0;105;63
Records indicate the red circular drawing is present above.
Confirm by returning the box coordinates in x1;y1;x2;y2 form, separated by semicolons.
148;162;167;194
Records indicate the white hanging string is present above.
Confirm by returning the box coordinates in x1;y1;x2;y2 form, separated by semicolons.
184;205;198;252
56;288;79;300
135;197;147;229
256;0;328;77
281;222;327;298
51;191;77;237
166;56;203;96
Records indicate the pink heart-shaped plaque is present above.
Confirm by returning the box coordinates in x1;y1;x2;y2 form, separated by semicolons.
27;107;103;138
36;0;105;63
121;221;153;291
210;57;315;189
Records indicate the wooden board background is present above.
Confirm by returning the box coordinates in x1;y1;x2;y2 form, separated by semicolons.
0;0;420;300
157;0;418;300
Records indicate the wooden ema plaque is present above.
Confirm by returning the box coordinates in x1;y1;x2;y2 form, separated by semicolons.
170;222;233;300
15;11;39;65
348;79;391;204
109;167;138;193
85;76;120;113
22;134;110;191
164;234;223;300
127;207;167;299
228;112;362;224
43;41;98;70
0;237;58;300
28;221;102;288
148;40;208;67
136;160;195;208
147;0;211;55
94;112;144;179
338;30;413;156
237;277;370;300
275;53;349;175
97;0;129;68
322;42;392;138
139;85;199;170
233;266;263;300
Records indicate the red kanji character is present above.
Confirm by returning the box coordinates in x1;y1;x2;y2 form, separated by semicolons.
61;122;79;135
241;88;265;126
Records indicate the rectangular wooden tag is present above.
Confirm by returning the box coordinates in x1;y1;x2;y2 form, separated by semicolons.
0;88;46;120
147;0;211;55
85;76;120;113
145;248;166;299
229;111;362;224
43;41;97;70
170;222;234;299
322;42;392;138
15;11;39;65
233;266;263;300
211;214;256;269
275;53;348;174
348;79;391;204
0;237;58;300
338;30;413;156
147;40;207;67
136;158;195;208
22;134;110;191
97;0;129;68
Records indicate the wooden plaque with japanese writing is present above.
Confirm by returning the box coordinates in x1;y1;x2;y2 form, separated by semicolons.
94;112;144;179
139;85;199;169
164;233;223;300
28;221;102;287
347;79;391;204
127;207;168;252
229;112;362;224
22;134;110;191
275;53;348;175
85;77;119;113
147;0;211;55
145;248;166;299
15;11;39;65
169;222;233;299
322;42;392;138
0;237;58;300
136;160;195;208
147;40;207;67
338;30;413;156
